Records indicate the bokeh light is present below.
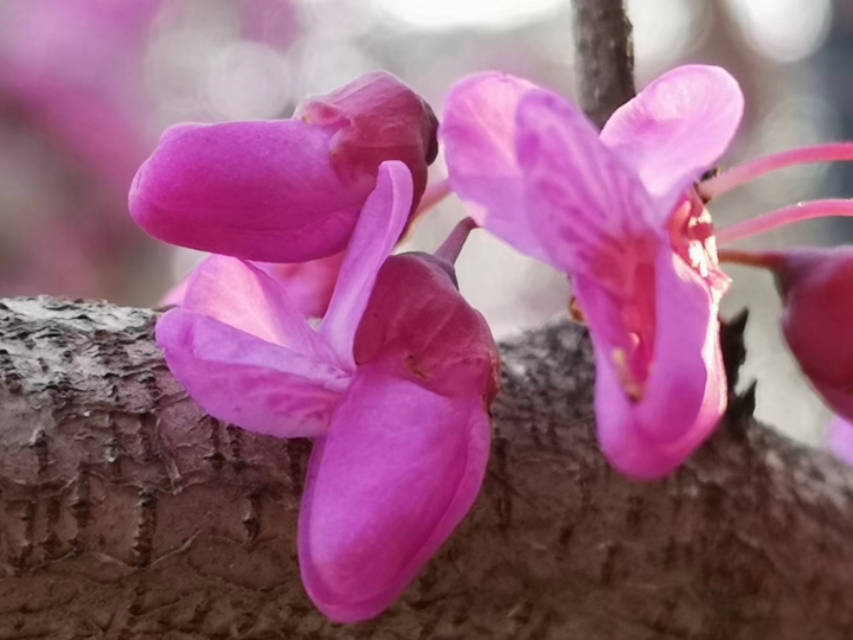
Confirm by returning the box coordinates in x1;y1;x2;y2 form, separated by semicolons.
725;0;832;63
370;0;564;32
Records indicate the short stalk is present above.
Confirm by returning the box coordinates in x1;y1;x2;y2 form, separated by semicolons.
435;217;478;265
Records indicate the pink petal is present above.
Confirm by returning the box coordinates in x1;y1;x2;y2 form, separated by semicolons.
354;253;500;402
826;416;853;467
320;161;413;369
156;256;349;438
161;252;345;320
440;72;552;262
129;120;372;262
515;89;659;279
156;309;346;438
600;65;744;218
258;252;346;320
181;255;331;360
577;245;726;479
295;70;438;208
298;361;491;623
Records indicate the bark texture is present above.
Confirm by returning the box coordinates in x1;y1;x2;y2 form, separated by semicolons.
2;297;853;639
571;0;637;127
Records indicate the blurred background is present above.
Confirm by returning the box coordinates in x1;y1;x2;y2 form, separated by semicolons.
0;0;850;445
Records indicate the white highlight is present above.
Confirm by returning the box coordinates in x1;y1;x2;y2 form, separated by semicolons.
725;0;832;63
369;0;564;31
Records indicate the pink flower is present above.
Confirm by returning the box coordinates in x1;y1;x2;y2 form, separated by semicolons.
442;66;745;478
0;0;163;196
130;72;439;263
156;161;499;622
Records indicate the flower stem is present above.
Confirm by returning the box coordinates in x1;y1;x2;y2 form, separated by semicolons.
435;217;478;265
715;199;853;245
698;143;853;200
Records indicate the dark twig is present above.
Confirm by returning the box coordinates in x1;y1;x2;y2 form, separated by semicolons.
571;0;637;127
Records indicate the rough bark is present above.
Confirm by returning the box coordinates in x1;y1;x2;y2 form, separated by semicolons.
2;297;853;639
571;0;637;127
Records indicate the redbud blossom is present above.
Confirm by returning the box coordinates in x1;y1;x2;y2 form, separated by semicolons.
442;65;741;478
129;72;438;263
156;162;499;622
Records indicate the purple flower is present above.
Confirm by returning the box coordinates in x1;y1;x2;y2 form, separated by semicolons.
441;66;744;478
156;161;499;622
130;72;439;263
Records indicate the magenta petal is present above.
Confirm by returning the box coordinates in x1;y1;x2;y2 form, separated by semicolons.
515;89;658;276
600;65;744;217
440;72;551;262
298;361;490;623
160;252;345;319
581;247;726;479
320;161;413;369
129;120;372;262
155;256;348;437
354;253;500;402
156;309;347;438
257;252;346;320
181;255;333;361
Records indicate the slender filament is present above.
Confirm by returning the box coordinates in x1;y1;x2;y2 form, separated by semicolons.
715;199;853;246
699;143;853;200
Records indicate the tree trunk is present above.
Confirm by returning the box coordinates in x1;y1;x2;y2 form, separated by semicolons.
1;297;853;639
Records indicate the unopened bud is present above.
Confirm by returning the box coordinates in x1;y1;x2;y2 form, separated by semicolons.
130;72;438;263
774;248;853;421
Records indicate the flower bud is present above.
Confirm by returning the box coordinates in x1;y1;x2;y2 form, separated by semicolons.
129;72;438;263
774;248;853;421
295;71;438;199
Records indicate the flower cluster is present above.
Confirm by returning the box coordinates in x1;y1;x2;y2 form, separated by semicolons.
130;65;853;622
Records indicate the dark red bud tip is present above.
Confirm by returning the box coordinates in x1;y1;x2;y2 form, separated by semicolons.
295;71;439;208
423;103;439;165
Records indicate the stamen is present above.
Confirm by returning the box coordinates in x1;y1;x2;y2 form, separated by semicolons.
612;349;644;402
568;296;586;324
698;143;853;201
715;199;853;246
434;217;478;265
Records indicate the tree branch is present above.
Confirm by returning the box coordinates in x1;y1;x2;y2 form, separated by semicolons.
1;297;853;639
571;0;637;127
